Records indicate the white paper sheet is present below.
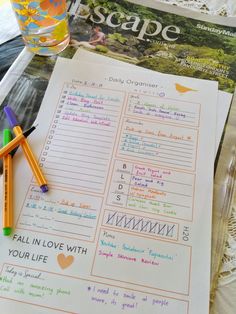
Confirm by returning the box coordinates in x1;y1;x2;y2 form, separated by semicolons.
0;0;20;45
0;48;33;104
0;57;218;314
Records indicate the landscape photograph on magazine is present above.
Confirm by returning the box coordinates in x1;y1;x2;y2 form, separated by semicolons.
69;0;236;93
0;0;236;172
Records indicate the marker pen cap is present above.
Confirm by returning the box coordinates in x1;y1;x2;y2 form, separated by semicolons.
4;106;19;128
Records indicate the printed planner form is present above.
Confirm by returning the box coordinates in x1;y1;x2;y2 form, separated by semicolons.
0;57;218;314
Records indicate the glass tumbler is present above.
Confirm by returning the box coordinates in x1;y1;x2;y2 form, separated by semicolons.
10;0;70;56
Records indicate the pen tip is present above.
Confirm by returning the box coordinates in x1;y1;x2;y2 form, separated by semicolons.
3;227;12;236
41;184;49;193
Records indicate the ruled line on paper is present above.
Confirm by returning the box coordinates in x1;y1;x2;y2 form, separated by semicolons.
54;219;93;229
122;133;195;147
52;229;91;238
44;155;105;172
110;193;191;209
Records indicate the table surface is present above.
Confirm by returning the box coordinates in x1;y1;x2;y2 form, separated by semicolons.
0;36;24;81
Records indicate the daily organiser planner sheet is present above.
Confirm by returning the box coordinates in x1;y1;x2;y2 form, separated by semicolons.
0;57;218;314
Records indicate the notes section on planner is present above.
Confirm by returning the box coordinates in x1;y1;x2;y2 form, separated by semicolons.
16;185;102;241
39;83;125;193
0;264;188;313
118;117;198;171
127;93;200;127
107;160;195;221
92;229;191;295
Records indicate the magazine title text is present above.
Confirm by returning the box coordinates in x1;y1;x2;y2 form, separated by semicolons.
77;4;181;41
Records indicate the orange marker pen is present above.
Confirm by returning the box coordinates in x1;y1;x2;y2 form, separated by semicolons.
4;106;48;193
2;129;13;236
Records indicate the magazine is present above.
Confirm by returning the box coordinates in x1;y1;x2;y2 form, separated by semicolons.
68;0;236;150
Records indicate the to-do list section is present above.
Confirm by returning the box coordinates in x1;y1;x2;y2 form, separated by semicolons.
39;83;125;193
